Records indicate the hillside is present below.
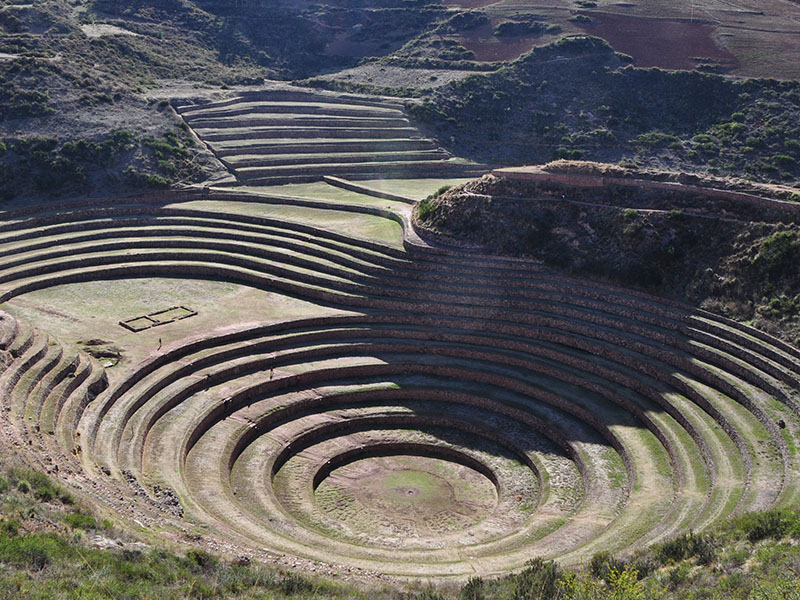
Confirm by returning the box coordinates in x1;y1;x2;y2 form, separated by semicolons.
408;37;800;187
3;4;800;197
414;162;800;345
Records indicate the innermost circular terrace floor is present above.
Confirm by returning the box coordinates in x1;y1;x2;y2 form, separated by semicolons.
314;455;498;538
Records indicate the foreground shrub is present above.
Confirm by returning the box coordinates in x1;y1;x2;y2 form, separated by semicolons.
730;509;799;543
0;533;72;572
561;565;646;600
7;468;72;504
589;551;628;582
512;558;561;600
460;576;485;600
656;531;718;565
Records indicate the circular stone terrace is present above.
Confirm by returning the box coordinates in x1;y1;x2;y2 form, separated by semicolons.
0;94;799;580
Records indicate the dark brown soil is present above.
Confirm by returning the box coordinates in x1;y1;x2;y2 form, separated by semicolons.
455;23;540;62
576;12;738;71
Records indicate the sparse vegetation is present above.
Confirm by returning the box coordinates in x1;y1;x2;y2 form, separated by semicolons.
409;36;800;185
413;171;800;343
0;127;201;198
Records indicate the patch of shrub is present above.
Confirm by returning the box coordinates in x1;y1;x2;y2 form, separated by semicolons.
460;576;485;600
143;131;188;160
588;551;627;582
773;154;796;168
123;167;170;188
730;509;799;543
0;519;20;537
511;558;561;600
555;147;584;160
656;531;718;565
417;197;436;221
757;294;800;319
278;571;315;595
633;131;679;149
7;468;72;504
186;549;218;572
494;21;560;37
561;565;646;600
64;512;97;530
750;230;800;278
0;533;72;571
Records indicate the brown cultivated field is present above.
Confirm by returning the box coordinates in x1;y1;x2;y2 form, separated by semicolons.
575;12;738;71
440;0;800;78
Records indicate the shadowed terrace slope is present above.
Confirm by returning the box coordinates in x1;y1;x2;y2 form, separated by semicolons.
0;187;798;579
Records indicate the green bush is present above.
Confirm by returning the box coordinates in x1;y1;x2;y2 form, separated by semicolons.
123;167;171;189
589;551;627;582
460;576;485;600
555;147;584;160
656;531;717;565
143;132;188;160
511;558;561;600
186;549;218;572
278;571;315;595
730;509;799;543
417;197;437;221
0;533;72;571
7;468;72;504
773;154;796;168
0;519;19;537
633;131;679;149
64;512;97;530
750;231;800;278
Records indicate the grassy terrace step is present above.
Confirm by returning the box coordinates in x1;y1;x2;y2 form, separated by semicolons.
180;102;406;121
0;240;758;366
0;213;792;414
1;328;49;407
239;168;492;186
190;116;413;130
18;335;63;422
0;242;718;336
237;159;484;179
176;93;404;116
198;126;423;142
0;220;534;285
183;102;407;127
0;207;545;274
172;384;618;559
0;219;792;394
212;138;440;157
224;150;451;169
0;215;408;267
0;316;108;480
125;337;724;512
39;353;85;436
